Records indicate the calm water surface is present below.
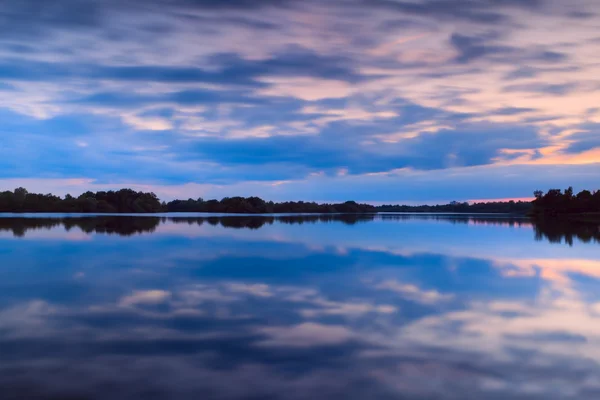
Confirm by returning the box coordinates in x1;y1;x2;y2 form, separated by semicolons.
1;214;599;399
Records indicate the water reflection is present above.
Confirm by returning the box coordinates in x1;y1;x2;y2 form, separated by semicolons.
1;214;599;248
533;218;600;246
0;215;599;399
173;213;376;230
0;216;162;237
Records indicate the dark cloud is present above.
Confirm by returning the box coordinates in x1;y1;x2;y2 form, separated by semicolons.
0;60;74;81
505;332;588;343
536;50;569;63
450;34;514;63
0;97;548;183
377;17;431;33
0;0;104;38
206;15;280;30
366;0;504;23
504;67;539;80
1;60;268;85
169;89;268;106
503;65;582;81
176;0;292;9
93;65;264;86
0;107;317;185
568;10;596;19
0;0;289;28
170;119;547;177
492;107;538;116
0;48;363;86
207;48;364;82
365;0;545;24
449;34;571;66
0;109;95;138
392;126;546;169
562;128;600;154
0;0;551;42
3;44;38;54
503;82;578;95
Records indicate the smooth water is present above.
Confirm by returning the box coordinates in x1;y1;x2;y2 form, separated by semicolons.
1;214;599;399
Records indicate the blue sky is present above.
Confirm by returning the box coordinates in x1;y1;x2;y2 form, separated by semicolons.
0;0;599;202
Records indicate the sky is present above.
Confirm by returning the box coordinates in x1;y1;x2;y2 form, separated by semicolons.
0;0;599;203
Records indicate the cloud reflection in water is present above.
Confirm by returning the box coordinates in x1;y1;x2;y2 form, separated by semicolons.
0;215;599;399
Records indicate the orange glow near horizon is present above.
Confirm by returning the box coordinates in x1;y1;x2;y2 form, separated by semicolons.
467;197;534;204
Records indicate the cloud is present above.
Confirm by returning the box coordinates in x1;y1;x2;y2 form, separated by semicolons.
225;283;273;298
0;0;599;199
492;107;539;116
0;0;103;38
170;121;547;175
364;0;543;23
257;322;354;347
375;280;454;304
450;33;513;64
0;48;362;86
561;126;600;154
119;290;172;307
503;83;580;95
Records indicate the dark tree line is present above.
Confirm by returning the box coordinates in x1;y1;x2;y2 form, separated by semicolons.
0;188;163;213
532;187;600;218
165;197;376;214
167;197;535;214
0;188;378;214
376;200;532;214
11;186;595;217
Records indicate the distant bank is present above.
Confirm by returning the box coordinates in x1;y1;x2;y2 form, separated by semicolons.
1;186;595;216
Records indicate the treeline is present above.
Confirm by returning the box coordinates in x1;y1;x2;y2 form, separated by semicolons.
377;200;532;214
0;186;537;215
532;187;600;218
0;188;163;213
166;197;375;213
0;188;377;214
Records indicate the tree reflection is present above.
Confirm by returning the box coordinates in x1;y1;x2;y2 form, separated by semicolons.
378;214;531;227
533;218;600;246
0;217;162;237
1;214;599;246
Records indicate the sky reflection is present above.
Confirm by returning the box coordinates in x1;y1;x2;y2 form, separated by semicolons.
1;215;600;399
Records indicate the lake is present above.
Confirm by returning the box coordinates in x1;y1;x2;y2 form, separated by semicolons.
1;214;599;399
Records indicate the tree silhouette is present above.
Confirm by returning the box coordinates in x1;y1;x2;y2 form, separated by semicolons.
532;188;600;217
0;188;162;213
